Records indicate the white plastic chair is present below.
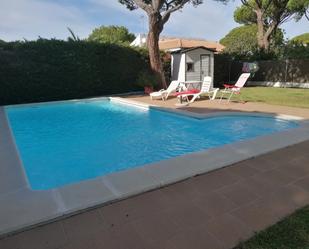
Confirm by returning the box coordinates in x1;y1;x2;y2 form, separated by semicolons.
219;73;251;103
176;77;219;104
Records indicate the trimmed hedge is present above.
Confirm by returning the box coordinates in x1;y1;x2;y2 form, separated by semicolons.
0;39;149;105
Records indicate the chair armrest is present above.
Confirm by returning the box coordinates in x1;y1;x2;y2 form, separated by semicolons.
178;83;187;92
223;84;234;88
223;84;241;89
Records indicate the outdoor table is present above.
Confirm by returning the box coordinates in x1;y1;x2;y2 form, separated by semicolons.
177;81;202;104
180;81;202;91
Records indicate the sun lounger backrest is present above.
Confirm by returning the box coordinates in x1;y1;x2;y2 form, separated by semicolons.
235;73;250;88
167;80;179;93
200;76;212;93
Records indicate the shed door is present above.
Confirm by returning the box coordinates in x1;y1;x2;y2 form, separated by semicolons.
200;55;210;81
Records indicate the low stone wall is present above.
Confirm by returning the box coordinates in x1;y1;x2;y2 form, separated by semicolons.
247;81;309;89
214;55;309;88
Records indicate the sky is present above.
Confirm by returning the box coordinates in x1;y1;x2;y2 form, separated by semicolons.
0;0;308;42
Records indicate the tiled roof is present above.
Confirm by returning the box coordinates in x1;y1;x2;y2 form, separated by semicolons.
159;38;225;53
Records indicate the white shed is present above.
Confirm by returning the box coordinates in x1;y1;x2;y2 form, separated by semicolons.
171;46;215;87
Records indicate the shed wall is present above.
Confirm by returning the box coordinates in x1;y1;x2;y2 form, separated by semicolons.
185;48;214;84
171;48;214;86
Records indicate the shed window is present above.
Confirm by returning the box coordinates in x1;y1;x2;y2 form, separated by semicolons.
186;62;194;72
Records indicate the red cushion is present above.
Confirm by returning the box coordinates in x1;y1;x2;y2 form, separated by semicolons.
223;84;234;88
224;84;241;89
175;89;200;96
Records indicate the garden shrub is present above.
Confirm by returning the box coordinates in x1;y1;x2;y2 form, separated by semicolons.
0;39;149;105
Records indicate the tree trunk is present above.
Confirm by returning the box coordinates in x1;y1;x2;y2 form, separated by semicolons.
255;8;279;52
263;22;278;51
147;13;167;89
263;37;270;51
256;9;266;51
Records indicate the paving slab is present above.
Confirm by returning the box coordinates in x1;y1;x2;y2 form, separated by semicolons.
205;214;254;248
0;109;28;196
163;225;225;249
61;209;106;241
58;177;116;214
193;192;238;218
0;140;308;249
217;182;260;207
0;189;61;235
101;167;161;198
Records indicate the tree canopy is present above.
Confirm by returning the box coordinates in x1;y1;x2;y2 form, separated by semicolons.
288;0;309;20
234;0;308;25
119;0;204;12
220;25;259;56
291;33;309;44
88;26;135;45
234;0;309;51
220;24;283;59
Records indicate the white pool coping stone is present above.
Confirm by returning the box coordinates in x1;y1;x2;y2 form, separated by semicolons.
1;97;309;237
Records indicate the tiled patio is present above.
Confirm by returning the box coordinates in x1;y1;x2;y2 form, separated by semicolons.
1;140;309;249
125;95;309;119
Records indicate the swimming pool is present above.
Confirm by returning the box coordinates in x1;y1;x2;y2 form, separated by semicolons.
5;99;298;190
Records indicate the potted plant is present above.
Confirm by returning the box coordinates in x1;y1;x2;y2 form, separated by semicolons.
136;71;159;94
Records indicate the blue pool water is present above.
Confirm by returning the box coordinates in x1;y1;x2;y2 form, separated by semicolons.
6;99;298;190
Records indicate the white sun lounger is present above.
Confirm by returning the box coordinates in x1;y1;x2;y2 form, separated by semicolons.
150;80;180;101
176;77;219;104
219;73;251;103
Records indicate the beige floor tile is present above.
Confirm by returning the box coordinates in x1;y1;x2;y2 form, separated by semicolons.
205;214;254;248
218;182;259;207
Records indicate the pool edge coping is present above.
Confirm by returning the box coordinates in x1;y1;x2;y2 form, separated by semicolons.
1;98;309;238
110;97;305;121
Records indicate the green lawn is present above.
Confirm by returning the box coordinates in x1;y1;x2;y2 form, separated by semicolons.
235;206;309;249
232;87;309;108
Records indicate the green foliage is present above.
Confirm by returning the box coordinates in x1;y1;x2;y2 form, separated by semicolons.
284;34;309;59
234;4;256;25
220;25;259;57
282;41;309;59
88;25;135;45
220;25;284;60
67;27;80;42
136;71;159;88
292;33;309;44
234;0;309;25
236;206;309;248
233;0;309;53
239;87;309;108
118;0;204;11
288;0;309;20
0;39;149;105
162;53;171;82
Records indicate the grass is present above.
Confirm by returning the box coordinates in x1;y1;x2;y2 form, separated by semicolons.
233;87;309;108
235;206;309;249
